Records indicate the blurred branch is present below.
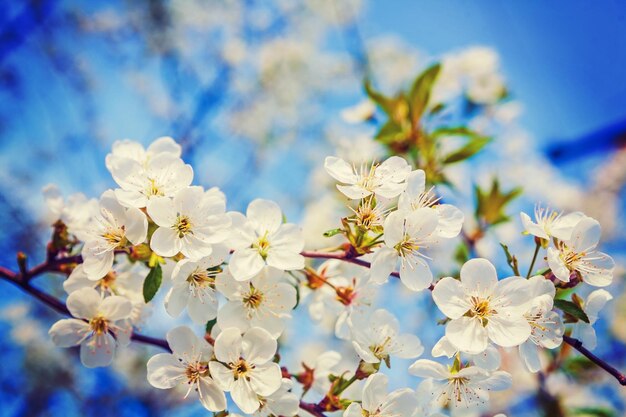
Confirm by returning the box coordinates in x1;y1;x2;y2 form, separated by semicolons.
563;335;626;386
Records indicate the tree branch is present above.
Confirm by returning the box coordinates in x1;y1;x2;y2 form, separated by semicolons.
563;335;626;386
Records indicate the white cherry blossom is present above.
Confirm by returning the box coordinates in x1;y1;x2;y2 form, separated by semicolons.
519;276;564;372
547;216;615;286
165;245;229;324
111;151;193;209
147;186;231;260
146;326;226;412
300;350;342;394
520;205;584;242
106;137;181;172
209;327;282;414
48;288;132;368
348;308;423;365
431;336;501;371
409;359;511;408
340;99;376;124
571;289;613;350
81;190;148;280
432;258;532;354
43;184;99;241
216;267;296;337
371;208;439;291
228;199;304;281
324;155;411;200
398;170;464;238
344;374;417;417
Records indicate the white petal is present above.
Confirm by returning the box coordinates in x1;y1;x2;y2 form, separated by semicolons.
547;247;570;282
370;247;398;284
229;248;265;281
146;196;177;227
197;377;227;412
344;403;363;417
188;291;218;324
125;207;148;245
431;277;469;319
399;258;432;292
324;156;358;184
585;289;613;323
446;316;488;354
519;340;542;373
99;295;132;321
242;327;277;364
209;361;235;391
167;326;210;360
249;362;282;396
486;315;531;347
408;359;448;379
460;258;498;298
66;287;102;319
146;353;185;389
435;204;464;238
247;199;283;234
569;216;601;252
231;379;260;413
214;327;243;363
80;333;116;368
49;319;90;347
362;373;388;412
150;227;181;257
580;252;615;287
164;285;189;318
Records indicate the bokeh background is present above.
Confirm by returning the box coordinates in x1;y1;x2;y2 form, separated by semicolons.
1;1;626;416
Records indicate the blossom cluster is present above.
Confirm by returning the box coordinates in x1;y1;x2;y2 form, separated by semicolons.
43;137;617;417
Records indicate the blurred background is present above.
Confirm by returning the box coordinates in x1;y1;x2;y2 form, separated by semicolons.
1;1;626;416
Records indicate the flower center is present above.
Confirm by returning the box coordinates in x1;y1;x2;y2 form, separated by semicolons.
89;315;109;334
243;286;264;309
185;362;208;384
98;271;117;291
395;235;419;257
147;178;164;197
370;336;392;359
102;227;127;248
335;286;356;306
173;215;192;238
187;268;218;288
231;358;253;380
468;296;494;325
253;232;271;258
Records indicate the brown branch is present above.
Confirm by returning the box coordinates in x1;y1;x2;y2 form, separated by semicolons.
563;335;626;386
301;250;399;278
299;401;327;417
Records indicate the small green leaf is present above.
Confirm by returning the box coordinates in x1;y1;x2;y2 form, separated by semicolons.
443;136;491;164
205;318;217;334
408;63;441;125
554;299;590;323
143;264;163;303
323;228;343;238
571;407;617;417
499;243;520;276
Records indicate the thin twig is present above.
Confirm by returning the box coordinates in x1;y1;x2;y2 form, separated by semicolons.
563;335;626;386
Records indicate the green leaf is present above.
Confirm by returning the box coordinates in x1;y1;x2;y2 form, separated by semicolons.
143;264;163;303
408;63;441;125
554;299;590;323
443;136;491;164
205;318;217;334
323;228;343;238
571;407;617;417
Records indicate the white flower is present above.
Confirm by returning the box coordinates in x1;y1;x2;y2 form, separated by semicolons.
111;150;193;209
228;199;304;281
432;258;531;354
146;326;226;412
547;216;614;286
520;205;584;242
340;99;376;124
165;245;229;324
409;359;511;408
147;186;231;260
216;267;297;338
48;288;132;368
324;155;411;200
209;327;282;414
519;276;564;373
301;350;342;394
344;373;417;417
371;208;439;291
256;378;299;417
42;184;99;241
571;289;613;350
398;170;464;238
81;190;148;280
64;255;146;296
106;137;181;172
306;261;376;339
348;308;423;365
